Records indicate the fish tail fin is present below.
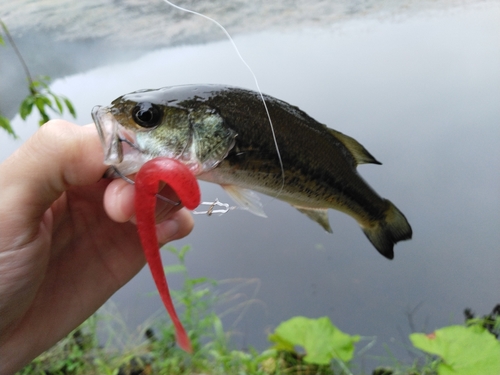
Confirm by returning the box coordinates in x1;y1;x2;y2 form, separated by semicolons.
361;200;412;260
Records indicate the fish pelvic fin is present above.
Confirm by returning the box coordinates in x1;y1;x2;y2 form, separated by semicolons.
222;184;267;217
328;129;381;166
294;206;333;233
361;200;412;260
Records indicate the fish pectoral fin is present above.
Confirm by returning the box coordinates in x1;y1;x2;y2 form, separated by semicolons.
221;184;267;218
293;206;332;233
328;129;382;166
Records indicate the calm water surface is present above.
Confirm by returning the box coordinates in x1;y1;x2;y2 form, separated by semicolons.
1;1;499;371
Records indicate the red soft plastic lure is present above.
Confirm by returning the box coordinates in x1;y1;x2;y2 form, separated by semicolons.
134;157;201;353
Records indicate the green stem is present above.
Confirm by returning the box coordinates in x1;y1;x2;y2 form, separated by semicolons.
0;19;35;93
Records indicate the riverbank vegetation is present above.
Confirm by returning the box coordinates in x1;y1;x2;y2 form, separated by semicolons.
17;246;500;375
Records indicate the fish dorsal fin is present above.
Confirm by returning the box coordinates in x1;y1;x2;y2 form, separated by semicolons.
329;129;382;166
293;206;333;233
221;185;267;218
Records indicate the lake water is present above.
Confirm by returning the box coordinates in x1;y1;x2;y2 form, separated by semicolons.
1;1;499;372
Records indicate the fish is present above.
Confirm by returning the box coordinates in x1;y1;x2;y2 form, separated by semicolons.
92;84;412;259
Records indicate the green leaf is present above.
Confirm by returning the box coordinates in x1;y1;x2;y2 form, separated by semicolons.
38;75;51;84
163;245;180;256
164;264;186;274
35;96;53;112
212;315;225;341
188;277;211;286
63;97;77;118
0;34;4;46
19;97;35;120
269;316;360;365
52;94;63;113
0;115;17;138
410;325;500;375
30;80;41;89
179;244;191;261
32;76;50;90
268;332;295;352
39;110;50;126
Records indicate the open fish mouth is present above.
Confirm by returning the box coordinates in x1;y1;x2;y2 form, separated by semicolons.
92;105;148;176
92;96;236;178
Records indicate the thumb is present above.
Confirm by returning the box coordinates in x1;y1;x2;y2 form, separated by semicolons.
0;120;106;232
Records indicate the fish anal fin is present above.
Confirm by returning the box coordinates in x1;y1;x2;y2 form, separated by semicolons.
221;184;267;218
329;129;382;166
294;206;332;233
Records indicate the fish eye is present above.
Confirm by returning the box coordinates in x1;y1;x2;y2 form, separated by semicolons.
132;102;162;128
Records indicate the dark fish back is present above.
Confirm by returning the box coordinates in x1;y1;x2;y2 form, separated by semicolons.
196;87;388;221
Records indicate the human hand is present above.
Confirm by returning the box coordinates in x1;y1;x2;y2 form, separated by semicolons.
0;120;194;374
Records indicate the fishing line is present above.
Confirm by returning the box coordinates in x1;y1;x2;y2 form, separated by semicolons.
161;0;286;197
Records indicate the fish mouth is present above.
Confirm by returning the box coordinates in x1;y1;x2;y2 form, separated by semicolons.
92;105;147;176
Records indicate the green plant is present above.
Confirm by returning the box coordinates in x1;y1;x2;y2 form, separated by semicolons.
141;245;287;375
145;244;274;375
141;245;219;372
146;245;217;371
19;75;76;126
0;112;15;138
0;20;76;137
266;316;363;374
16;315;100;375
269;316;360;366
16;244;499;375
464;304;500;339
410;325;500;375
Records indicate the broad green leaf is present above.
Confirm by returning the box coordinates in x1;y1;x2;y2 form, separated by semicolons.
269;316;359;365
0;34;4;45
410;325;500;375
0;115;17;138
268;332;294;352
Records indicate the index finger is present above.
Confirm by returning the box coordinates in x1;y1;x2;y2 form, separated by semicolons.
0;120;106;233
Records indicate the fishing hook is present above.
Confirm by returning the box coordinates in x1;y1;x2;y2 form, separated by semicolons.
113;138;181;206
118;136;137;149
111;166;181;207
193;198;236;216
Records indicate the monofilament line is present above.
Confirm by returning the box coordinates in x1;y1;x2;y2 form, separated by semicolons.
162;0;286;197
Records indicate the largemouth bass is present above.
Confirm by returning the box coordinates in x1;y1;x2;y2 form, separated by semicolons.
92;84;412;259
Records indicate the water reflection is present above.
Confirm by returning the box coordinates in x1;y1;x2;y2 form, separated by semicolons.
1;3;499;371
